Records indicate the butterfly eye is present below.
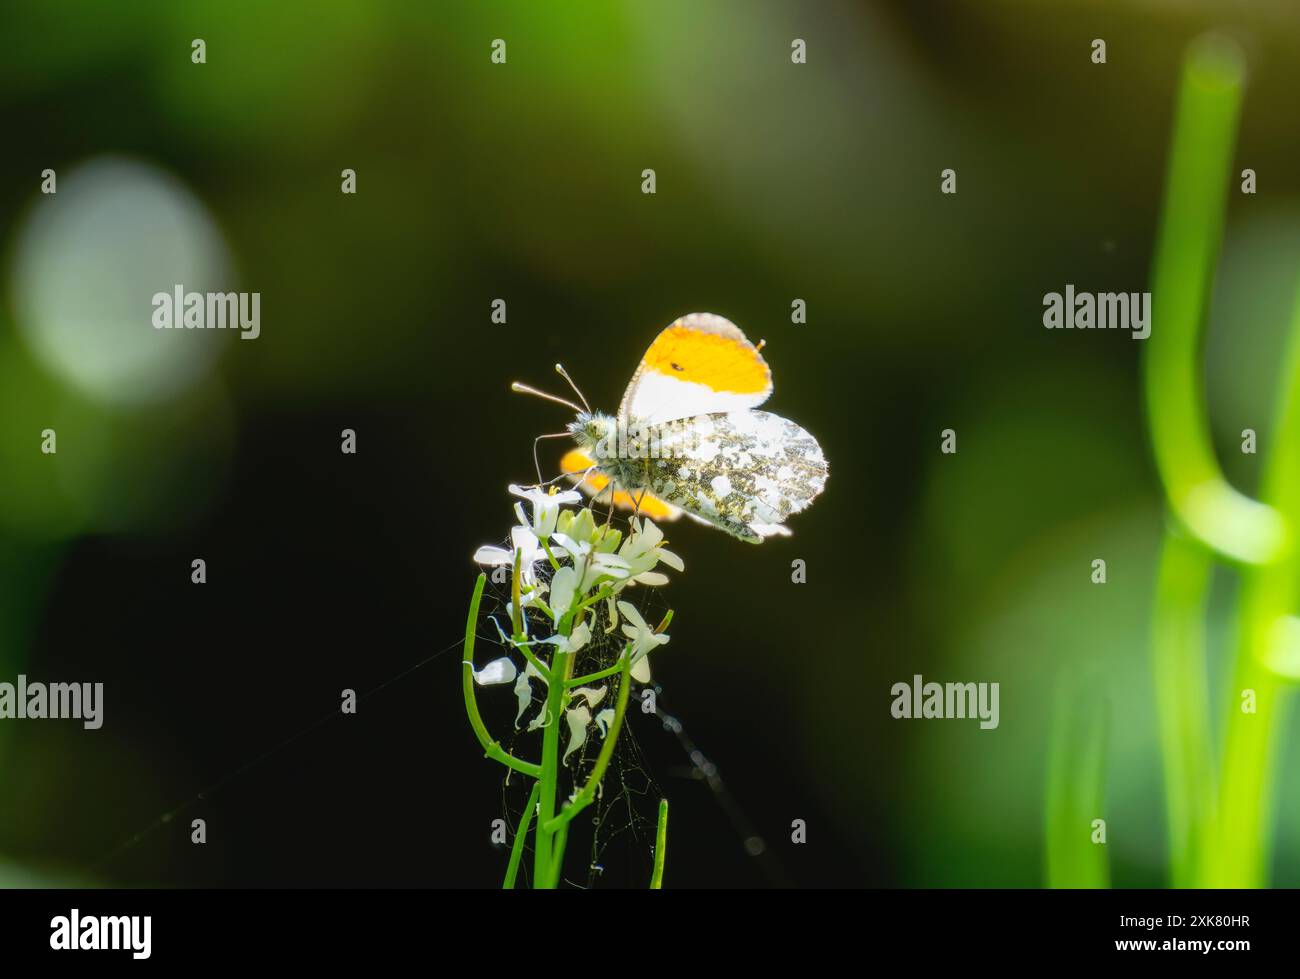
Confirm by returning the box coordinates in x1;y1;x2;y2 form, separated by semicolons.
670;362;684;372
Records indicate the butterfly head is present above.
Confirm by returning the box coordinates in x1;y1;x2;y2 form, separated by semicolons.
567;410;617;461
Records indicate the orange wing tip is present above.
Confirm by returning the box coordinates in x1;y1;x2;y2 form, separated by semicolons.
642;324;771;395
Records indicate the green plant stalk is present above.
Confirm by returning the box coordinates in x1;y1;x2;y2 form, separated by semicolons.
650;799;668;889
1204;281;1300;886
540;652;633;887
1151;528;1215;886
462;573;542;778
532;621;573;889
1141;32;1300;889
504;781;541;889
1207;626;1288;886
463;541;670;887
544;824;569;888
544;651;631;835
1044;679;1109;888
1144;36;1282;566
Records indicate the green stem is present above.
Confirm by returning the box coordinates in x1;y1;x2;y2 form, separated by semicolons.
650;798;668;889
1204;277;1300;885
462;574;542;778
578;584;617;611
543;651;631;835
504;781;541;889
545;824;569;888
1144;35;1282;566
566;644;633;687
514;640;553;683
540;538;562;572
1141;31;1300;890
1044;676;1109;888
1151;527;1215;886
532;616;574;888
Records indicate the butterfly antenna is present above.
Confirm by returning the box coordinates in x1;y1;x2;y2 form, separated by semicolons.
531;431;571;486
554;363;591;413
511;382;583;414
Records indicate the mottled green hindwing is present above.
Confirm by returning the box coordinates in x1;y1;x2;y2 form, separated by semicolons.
640;410;828;542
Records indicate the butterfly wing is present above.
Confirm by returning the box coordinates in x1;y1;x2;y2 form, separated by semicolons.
559;448;682;521
645;411;828;543
619;313;773;426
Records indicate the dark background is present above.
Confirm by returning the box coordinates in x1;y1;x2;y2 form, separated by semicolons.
3;0;1300;888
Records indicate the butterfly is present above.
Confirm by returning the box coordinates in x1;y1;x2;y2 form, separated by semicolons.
516;313;828;543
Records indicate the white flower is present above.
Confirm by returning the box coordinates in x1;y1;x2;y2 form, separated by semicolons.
473;526;563;586
595;707;616;738
618;601;669;683
510;484;581;540
548;566;579;621
581;553;632;592
618;518;684;586
569;685;607;709
551;532;631;592
538;621;592;655
526;703;553;732
563;705;592;764
506;579;547;635
469;656;517;686
513;661;546;728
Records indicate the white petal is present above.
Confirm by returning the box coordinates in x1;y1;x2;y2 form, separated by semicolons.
631;654;651;683
657;548;685;572
567;622;592;654
570;685;608;709
513;670;534;727
595;707;617;738
563;706;592;764
490;616;513;645
632;571;669;587
549;567;578;619
471;656;517;686
638;519;664;546
472;545;512;565
550;532;582;554
617;600;648;632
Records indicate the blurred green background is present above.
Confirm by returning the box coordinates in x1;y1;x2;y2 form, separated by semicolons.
3;0;1300;887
